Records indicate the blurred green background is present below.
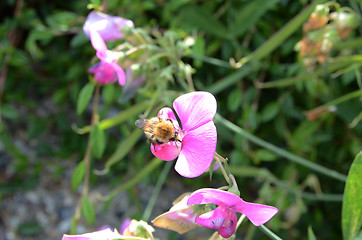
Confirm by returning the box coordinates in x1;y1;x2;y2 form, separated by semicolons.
0;0;361;239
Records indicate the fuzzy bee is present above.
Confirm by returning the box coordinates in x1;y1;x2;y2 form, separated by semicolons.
135;117;182;146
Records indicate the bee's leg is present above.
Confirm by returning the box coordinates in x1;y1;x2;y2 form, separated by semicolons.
152;143;157;152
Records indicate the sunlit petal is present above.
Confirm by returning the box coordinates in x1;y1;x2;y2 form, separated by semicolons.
187;188;242;207
62;228;121;240
233;201;278;226
174;121;217;178
84;11;134;41
89;30;107;54
173;91;216;131
109;62;126;85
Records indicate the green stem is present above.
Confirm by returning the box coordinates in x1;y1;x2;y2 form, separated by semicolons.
73;101;149;134
259;225;283;240
230;167;343;201
234;214;246;234
214;152;231;184
186;54;234;69
71;83;101;233
105;158;163;201
230;0;328;68
322;90;362;107
215;114;347;182
142;161;172;221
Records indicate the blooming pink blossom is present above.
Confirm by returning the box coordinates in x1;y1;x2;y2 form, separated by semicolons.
187;188;278;238
83;11;134;41
88;30;125;85
62;228;122;240
150;91;217;178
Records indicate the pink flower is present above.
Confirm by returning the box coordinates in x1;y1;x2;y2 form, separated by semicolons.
62;228;121;240
151;91;217;178
83;11;134;41
88;30;125;85
120;218;132;234
187;188;278;238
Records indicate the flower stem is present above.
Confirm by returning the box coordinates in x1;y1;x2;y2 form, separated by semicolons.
71;83;100;232
214;152;230;184
259;225;283;240
234;214;246;235
142;161;172;221
215;114;347;182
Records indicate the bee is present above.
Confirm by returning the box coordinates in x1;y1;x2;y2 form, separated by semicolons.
135;117;182;146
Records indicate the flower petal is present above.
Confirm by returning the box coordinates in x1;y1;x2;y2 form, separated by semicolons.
62;228;121;240
151;141;181;161
109;62;126;85
195;207;225;230
174;121;217;178
84;11;134;41
218;210;237;238
88;62;117;84
89;30;107;54
173;91;216;131
233;201;278;226
187;188;242;207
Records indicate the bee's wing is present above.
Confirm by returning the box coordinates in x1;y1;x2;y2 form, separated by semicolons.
135;119;149;130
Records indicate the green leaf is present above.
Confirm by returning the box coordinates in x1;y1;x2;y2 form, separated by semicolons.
308;226;317;240
77;82;95;115
342;152;362;240
227;88;242;112
70;218;77;234
180;5;228;38
71;161;85;191
102;83;115;105
261;102;280;123
90;123;106;158
229;0;281;38
104;129;143;171
82;196;96;225
255;149;278;162
192;36;205;68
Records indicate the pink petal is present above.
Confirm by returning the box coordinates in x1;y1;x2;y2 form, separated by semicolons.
173;91;217;131
84;11;134;41
157;107;181;131
120;218;132;234
151;141;181;161
109;62;126;85
88;62;117;84
174;121;217;178
232;201;278;226
187;188;242;207
196;208;225;230
89;30;107;54
218;210;237;238
62;228;121;240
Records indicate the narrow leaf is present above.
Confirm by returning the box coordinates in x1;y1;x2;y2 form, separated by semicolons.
308;226;317;240
82;196;96;225
180;5;228;38
77;82;95;115
90;123;106;158
103;129;143;172
71;161;85;191
102;83;115;105
230;0;281;38
342;152;362;240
